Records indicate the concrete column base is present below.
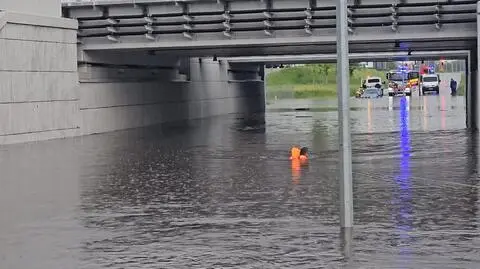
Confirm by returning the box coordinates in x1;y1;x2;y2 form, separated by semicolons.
0;11;79;145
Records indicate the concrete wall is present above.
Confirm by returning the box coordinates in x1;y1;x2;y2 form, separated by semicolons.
0;11;79;144
0;7;265;145
78;51;265;135
0;0;61;17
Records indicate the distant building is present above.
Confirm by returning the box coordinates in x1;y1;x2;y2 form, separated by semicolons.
358;62;374;68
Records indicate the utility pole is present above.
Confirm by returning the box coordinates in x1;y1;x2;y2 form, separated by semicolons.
336;0;353;229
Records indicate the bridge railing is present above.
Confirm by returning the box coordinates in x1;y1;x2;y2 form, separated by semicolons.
62;0;478;46
61;0;170;4
62;0;93;3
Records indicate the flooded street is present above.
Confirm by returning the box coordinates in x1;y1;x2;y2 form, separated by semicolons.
1;95;479;268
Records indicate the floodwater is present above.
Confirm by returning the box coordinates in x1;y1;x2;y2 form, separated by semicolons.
1;94;479;269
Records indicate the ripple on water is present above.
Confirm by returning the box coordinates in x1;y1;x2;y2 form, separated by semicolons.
1;96;479;268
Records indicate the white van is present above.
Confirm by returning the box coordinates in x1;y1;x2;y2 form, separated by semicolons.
364;76;382;88
362;76;384;96
420;74;440;95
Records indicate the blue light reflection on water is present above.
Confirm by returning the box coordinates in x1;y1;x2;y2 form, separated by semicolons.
396;97;414;258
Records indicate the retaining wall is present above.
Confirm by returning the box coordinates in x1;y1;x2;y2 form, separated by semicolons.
78;52;265;135
0;11;80;144
0;6;265;145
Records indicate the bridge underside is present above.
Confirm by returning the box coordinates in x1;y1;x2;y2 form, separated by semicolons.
78;39;476;58
223;50;470;64
2;0;480;147
64;0;478;56
58;0;480;138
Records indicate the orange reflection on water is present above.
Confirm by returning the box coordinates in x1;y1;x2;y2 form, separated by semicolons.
291;159;301;184
367;99;374;145
441;95;446;130
423;97;429;131
367;100;372;133
291;158;308;185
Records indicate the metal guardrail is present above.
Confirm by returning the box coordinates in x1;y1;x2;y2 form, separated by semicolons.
62;0;95;3
63;0;478;41
62;0;186;5
62;0;479;7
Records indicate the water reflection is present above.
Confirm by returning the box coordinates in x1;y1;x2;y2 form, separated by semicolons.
423;96;429;131
1;96;480;269
291;160;301;184
394;96;413;265
367;99;372;133
440;95;446;130
340;227;353;260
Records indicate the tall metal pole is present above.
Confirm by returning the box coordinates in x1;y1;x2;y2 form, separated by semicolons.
336;0;353;228
476;1;480;131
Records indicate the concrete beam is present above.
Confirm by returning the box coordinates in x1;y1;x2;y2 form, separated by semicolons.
65;0;476;21
223;50;470;64
135;39;473;57
79;50;179;66
62;0;478;8
355;0;477;6
80;25;476;51
63;0;197;7
67;0;476;56
0;11;77;30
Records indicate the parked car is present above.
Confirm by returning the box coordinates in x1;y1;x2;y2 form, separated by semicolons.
360;77;385;97
361;87;382;98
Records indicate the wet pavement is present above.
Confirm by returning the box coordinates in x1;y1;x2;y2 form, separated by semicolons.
1;95;479;269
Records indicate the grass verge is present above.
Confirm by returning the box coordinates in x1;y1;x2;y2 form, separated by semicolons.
267;71;467;99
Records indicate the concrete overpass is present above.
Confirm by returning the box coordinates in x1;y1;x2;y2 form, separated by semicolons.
223;50;471;64
62;0;478;57
0;0;480;145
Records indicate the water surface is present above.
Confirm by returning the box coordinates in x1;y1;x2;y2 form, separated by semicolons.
1;95;479;269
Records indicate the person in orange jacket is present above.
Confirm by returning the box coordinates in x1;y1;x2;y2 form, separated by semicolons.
290;146;308;160
290;146;308;184
290;146;300;160
299;147;308;160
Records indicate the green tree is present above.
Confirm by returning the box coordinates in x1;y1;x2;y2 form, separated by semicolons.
320;64;332;84
348;63;362;77
309;64;323;84
349;65;355;77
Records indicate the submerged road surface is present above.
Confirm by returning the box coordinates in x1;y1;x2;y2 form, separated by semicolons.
1;95;479;269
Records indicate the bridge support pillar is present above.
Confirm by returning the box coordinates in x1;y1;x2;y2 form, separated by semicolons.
0;7;78;145
467;50;477;129
467;56;471;128
471;51;479;130
471;2;480;130
472;2;480;131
